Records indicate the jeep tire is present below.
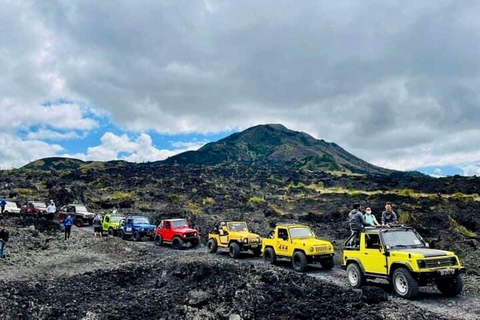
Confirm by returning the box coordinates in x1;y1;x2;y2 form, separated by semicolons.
172;237;183;250
74;218;83;228
108;228;115;236
133;231;142;241
320;256;334;270
264;247;277;265
392;268;419;299
346;263;365;289
154;234;163;246
120;230;126;240
207;238;218;253
436;276;463;296
229;242;241;259
292;251;308;272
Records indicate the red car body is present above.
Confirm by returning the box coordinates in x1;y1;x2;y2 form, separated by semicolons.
153;219;200;249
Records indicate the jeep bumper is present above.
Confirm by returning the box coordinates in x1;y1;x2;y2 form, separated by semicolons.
417;267;466;282
307;253;334;263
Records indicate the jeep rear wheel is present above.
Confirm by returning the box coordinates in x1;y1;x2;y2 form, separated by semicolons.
108;228;115;236
436;276;463;296
346;263;365;289
392;268;419;299
264;247;277;265
74;219;83;228
154;234;163;246
172;237;183;250
207;238;218;253
320;257;334;270
292;251;308;272
229;242;241;259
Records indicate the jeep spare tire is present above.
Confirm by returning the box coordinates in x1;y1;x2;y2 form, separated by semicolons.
392;268;419;299
155;234;163;246
172;237;183;250
346;263;365;289
229;242;241;259
207;238;218;253
292;251;308;272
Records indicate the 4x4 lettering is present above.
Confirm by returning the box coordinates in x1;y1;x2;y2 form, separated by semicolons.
278;244;288;250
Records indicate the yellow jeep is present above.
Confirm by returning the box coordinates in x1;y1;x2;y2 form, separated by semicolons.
207;221;262;258
342;226;466;299
262;224;335;272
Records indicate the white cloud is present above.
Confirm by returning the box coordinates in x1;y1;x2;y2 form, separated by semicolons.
0;133;63;169
461;165;480;176
26;129;84;141
67;132;202;163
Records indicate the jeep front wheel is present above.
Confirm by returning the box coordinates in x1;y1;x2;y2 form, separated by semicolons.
320;257;334;270
392;268;419;299
264;247;277;265
108;228;115;236
292;251;308;272
346;263;365;288
207;238;218;253
133;231;142;241
154;234;163;246
436;276;463;296
172;237;183;250
229;242;241;259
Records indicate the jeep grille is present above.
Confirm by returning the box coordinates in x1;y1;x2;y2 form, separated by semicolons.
425;258;456;268
314;246;330;253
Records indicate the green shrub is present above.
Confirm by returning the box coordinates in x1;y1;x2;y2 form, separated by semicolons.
450;217;477;238
399;188;415;197
453;192;465;199
398;211;411;224
112;191;134;201
202;197;216;205
248;196;265;205
168;194;180;203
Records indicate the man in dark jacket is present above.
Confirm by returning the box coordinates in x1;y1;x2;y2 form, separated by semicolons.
381;202;398;225
348;203;365;234
0;224;9;258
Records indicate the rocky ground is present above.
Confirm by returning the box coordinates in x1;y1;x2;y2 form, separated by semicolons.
0;216;478;320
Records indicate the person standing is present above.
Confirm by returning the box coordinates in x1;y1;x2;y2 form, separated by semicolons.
0;224;9;258
93;214;103;238
47;200;56;220
364;206;380;226
348;203;365;234
0;196;6;215
381;202;398;226
64;215;74;240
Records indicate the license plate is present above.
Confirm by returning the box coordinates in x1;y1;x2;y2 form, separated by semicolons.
439;269;455;276
250;244;258;248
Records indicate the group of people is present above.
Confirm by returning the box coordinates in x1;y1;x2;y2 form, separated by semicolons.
348;202;398;234
61;213;104;240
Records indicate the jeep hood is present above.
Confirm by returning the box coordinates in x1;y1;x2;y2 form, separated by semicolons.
173;227;198;233
293;238;332;247
391;248;455;258
135;223;155;229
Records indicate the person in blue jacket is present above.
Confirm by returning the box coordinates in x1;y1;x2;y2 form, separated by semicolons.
0;196;6;215
64;215;74;240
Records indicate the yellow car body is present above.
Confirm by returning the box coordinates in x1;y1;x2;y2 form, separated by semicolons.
342;226;465;299
207;221;262;258
262;224;335;272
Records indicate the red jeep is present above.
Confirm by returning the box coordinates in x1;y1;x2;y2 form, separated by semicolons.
154;219;200;249
20;201;51;219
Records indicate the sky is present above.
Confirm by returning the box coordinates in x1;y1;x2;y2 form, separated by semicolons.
1;0;480;176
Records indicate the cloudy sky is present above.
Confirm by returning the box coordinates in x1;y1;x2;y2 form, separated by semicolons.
2;0;480;176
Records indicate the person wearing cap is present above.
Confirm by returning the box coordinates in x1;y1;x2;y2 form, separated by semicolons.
364;206;380;226
0;224;9;258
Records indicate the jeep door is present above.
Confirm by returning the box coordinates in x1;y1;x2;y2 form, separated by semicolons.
125;218;134;234
361;233;387;274
102;215;110;231
276;228;290;256
162;221;174;241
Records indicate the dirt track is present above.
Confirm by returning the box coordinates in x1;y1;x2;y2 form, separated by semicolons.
0;219;479;320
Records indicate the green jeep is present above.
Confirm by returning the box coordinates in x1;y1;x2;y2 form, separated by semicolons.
102;213;125;236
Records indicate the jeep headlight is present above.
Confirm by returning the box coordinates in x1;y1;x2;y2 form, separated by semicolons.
243;238;248;244
417;260;426;268
183;234;187;238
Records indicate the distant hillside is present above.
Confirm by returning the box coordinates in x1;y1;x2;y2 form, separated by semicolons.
162;124;394;175
23;157;130;171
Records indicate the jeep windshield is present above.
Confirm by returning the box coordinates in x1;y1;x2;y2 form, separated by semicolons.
32;202;46;209
171;219;188;228
382;230;425;249
133;217;150;224
228;222;248;232
75;205;88;212
289;227;314;239
111;216;124;222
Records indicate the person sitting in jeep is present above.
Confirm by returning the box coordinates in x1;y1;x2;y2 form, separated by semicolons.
382;202;398;225
348;203;365;234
